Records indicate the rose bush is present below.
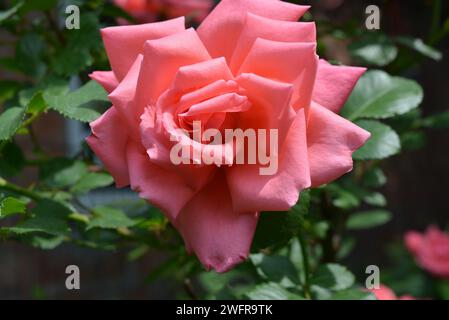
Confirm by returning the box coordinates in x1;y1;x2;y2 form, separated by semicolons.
87;0;370;272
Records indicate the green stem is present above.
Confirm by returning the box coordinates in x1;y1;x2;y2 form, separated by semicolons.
298;233;312;300
0;179;42;201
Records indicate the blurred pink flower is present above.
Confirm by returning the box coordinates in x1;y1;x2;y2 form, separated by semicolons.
114;0;213;24
369;285;416;300
405;226;449;278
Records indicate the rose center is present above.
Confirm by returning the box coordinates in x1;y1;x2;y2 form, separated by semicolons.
174;79;251;135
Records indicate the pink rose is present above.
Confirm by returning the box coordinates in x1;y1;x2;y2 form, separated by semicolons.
87;0;370;272
114;0;213;24
405;226;449;278
369;285;416;300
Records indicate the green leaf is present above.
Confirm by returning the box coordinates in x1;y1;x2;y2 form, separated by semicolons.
28;235;65;250
87;206;135;230
51;14;102;76
353;120;401;160
0;1;23;23
347;210;392;230
330;289;376;300
362;168;387;188
18;78;68;107
350;34;398;66
363;192;387;207
245;282;304;300
437;281;449;300
311;264;355;291
250;254;300;288
70;172;113;194
329;186;360;210
400;131;426;151
0;197;26;218
253;190;310;250
27;92;47;115
0;141;25;177
6;199;71;236
20;0;58;13
422;110;449;129
337;237;356;260
198;270;248;296
396;37;443;61
0;81;21;103
311;285;333;300
0;107;26;141
311;221;330;239
127;244;150;261
15;33;46;78
44;80;108;123
342;70;423;121
39;158;88;188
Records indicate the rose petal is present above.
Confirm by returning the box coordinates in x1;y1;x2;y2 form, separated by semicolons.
236;73;296;145
307;102;371;187
140;106;216;190
170;57;233;94
313;59;366;113
230;12;316;72
108;54;143;135
89;71;119;93
134;28;211;115
226;109;311;212
198;0;309;63
238;38;318;111
180;92;250;117
174;172;259;273
126;140;196;220
101;17;185;80
177;79;239;113
86;107;130;188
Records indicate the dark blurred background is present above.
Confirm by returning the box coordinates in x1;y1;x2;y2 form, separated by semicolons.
0;0;448;299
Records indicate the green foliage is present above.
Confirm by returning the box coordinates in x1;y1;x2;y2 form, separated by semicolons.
395;37;442;61
45;80;108;122
422;110;449;129
346;210;392;230
39;158;88;188
5;199;71;236
0;141;25;177
353;120;401;160
0;107;26;141
250;254;300;288
311;264;355;291
342;70;423;121
246;282;305;300
51;13;102;76
87;206;136;230
0;2;23;23
0;197;27;218
16;33;46;78
70;172;113;194
349;34;398;67
253;190;310;250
